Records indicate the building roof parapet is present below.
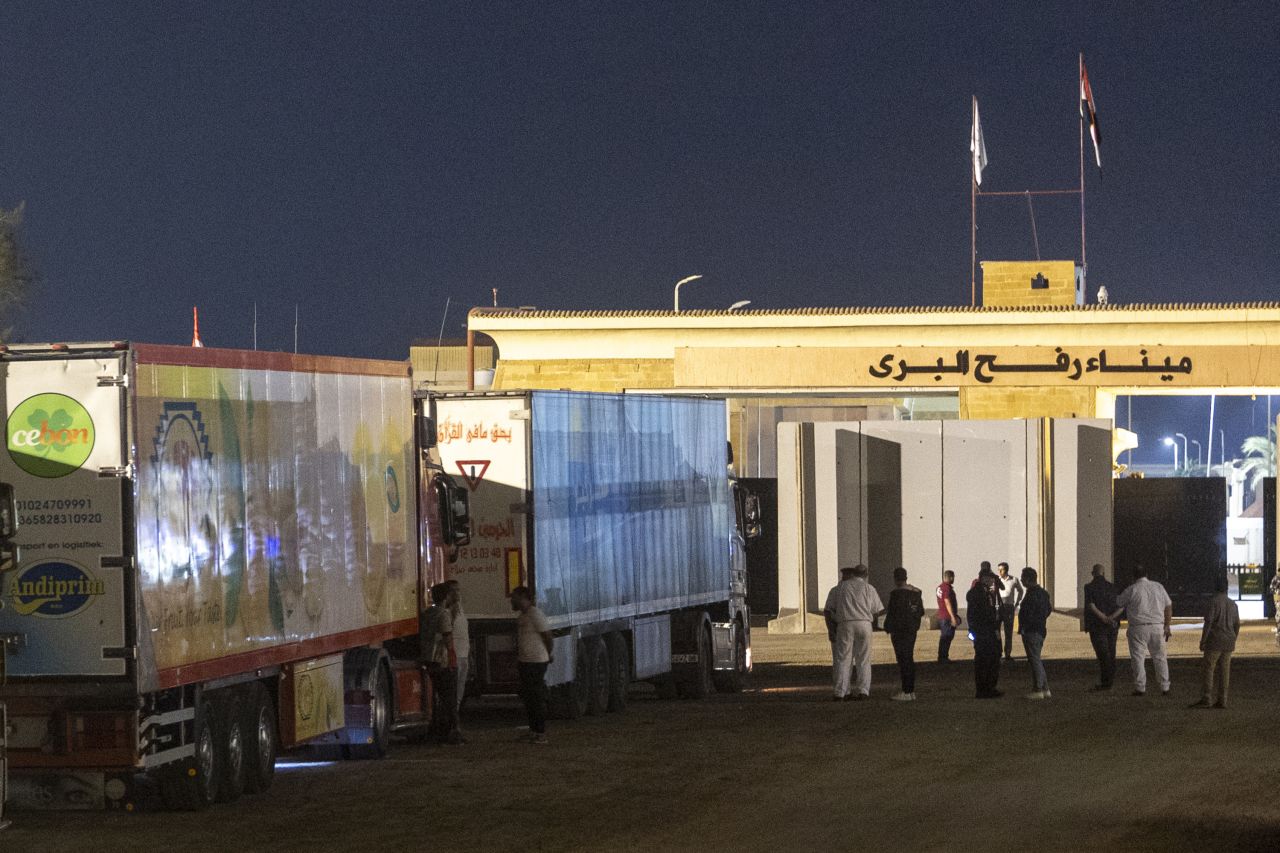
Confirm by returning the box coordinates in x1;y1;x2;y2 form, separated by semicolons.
469;301;1280;319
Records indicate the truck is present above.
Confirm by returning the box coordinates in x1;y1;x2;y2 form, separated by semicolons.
0;342;470;811
434;390;759;716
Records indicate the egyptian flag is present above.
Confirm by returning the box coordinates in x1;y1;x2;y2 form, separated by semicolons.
1080;54;1101;170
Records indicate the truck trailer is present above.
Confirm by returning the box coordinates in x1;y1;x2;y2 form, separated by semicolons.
0;342;470;810
435;390;758;716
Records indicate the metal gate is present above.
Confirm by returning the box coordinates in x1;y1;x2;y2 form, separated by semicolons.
1113;477;1227;617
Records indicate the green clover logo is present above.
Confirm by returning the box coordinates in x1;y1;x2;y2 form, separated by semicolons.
7;393;96;478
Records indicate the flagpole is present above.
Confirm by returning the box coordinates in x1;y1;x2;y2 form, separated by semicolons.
971;95;977;307
1079;53;1087;278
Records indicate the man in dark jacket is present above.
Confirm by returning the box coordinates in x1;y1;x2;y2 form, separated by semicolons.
884;567;925;701
1018;567;1052;699
1083;564;1119;690
967;566;1003;698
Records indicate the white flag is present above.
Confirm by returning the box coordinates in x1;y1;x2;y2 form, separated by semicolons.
970;96;988;185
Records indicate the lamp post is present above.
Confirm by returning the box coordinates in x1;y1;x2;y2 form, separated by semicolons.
673;275;703;313
1174;433;1188;473
1163;436;1179;473
1190;439;1202;471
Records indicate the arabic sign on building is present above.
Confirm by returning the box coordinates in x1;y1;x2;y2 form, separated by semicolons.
867;348;1192;384
669;346;1280;389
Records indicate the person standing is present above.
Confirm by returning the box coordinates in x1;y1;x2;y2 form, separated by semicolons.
1083;564;1119;690
1190;575;1240;709
511;585;553;744
824;566;858;700
825;565;884;700
967;566;1003;698
446;579;470;720
936;570;961;662
422;583;462;744
997;562;1024;661
884;567;924;701
1270;572;1280;648
1109;564;1174;697
1018;567;1052;699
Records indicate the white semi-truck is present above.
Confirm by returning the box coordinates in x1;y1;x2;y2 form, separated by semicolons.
435;390;759;715
0;342;471;811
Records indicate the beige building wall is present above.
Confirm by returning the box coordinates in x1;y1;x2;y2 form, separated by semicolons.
471;299;1280;423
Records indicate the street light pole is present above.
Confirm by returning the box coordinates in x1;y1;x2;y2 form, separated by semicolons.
1190;439;1202;471
1163;437;1179;473
1175;433;1188;473
673;275;703;313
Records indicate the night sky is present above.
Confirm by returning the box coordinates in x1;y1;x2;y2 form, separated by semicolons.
1;4;1277;455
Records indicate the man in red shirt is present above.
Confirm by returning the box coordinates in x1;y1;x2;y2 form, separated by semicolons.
936;570;960;662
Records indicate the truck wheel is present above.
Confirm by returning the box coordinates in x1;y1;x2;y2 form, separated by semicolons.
214;691;248;803
585;638;610;716
605;633;630;712
678;623;714;700
347;663;391;760
242;682;278;794
159;697;220;811
713;628;749;694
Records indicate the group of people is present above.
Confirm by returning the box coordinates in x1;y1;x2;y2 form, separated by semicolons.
420;579;469;744
825;561;1243;708
421;581;556;745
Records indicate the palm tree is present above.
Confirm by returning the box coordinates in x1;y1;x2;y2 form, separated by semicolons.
1240;426;1276;497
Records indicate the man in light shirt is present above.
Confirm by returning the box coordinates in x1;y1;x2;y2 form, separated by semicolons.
1109;564;1174;697
511;585;554;744
997;562;1024;661
446;579;470;717
823;564;885;701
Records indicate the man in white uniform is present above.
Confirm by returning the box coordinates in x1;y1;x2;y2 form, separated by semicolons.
447;580;470;715
823;564;885;701
1110;564;1174;696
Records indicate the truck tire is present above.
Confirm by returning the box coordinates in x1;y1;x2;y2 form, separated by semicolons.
678;623;714;700
242;682;278;794
159;697;220;811
214;691;248;803
713;627;749;694
585;637;610;716
347;663;392;760
605;632;630;712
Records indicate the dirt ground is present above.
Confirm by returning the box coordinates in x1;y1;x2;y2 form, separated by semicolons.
6;622;1280;853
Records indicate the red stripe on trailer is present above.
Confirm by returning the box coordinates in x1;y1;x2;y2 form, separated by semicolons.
154;618;419;691
132;343;411;379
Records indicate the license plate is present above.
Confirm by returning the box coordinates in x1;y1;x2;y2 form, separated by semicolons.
8;772;105;810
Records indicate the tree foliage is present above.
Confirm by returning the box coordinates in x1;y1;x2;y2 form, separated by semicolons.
1240;426;1276;497
0;202;36;340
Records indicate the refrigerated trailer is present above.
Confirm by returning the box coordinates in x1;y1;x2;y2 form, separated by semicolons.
0;342;469;810
435;390;759;716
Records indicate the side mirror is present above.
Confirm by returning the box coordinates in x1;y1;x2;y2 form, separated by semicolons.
417;412;437;450
0;483;16;541
448;482;471;547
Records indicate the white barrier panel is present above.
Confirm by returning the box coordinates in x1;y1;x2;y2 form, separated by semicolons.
771;418;1112;633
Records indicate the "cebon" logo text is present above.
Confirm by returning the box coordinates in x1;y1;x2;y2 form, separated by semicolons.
6;393;96;478
9;561;105;618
